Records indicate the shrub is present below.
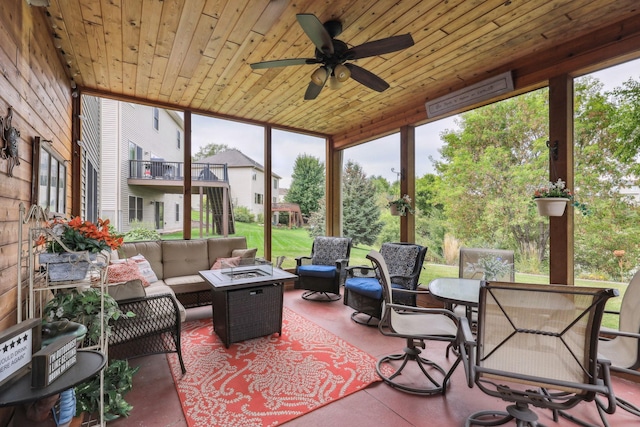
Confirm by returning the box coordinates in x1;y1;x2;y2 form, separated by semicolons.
233;206;254;223
125;221;160;241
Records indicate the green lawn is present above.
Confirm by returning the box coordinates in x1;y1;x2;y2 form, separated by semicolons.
163;221;625;328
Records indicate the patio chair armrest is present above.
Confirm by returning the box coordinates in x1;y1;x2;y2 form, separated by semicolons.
457;316;476;388
346;265;376;278
386;302;457;319
295;256;312;266
599;328;640;340
335;258;349;268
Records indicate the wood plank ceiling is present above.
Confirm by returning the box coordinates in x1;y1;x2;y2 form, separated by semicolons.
45;0;640;147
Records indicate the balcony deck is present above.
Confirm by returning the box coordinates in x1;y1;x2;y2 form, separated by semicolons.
127;161;230;194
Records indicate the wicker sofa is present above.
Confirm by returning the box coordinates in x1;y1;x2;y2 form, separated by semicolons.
106;237;249;373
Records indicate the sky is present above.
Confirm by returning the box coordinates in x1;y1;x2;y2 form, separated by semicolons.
191;59;640;188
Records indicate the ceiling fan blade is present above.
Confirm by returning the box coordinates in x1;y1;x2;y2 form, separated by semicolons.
250;58;317;69
346;34;414;60
304;73;328;100
345;64;389;92
297;14;334;56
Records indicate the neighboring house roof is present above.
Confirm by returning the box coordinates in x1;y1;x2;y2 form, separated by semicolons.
200;149;281;178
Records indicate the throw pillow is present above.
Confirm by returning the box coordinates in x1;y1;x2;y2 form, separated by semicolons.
107;279;145;301
107;260;149;286
130;254;159;284
211;256;242;270
231;248;257;259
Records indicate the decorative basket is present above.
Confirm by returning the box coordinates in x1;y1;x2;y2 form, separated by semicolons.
39;252;97;282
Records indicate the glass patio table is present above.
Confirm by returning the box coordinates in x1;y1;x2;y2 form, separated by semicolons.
428;278;482;318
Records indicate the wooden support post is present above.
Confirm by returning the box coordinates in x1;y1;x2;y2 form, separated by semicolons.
400;125;416;243
548;75;574;285
326;137;343;236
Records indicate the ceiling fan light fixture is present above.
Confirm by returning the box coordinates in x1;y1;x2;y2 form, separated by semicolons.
329;74;343;90
334;64;350;82
310;67;327;86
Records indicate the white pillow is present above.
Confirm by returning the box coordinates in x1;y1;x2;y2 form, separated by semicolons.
130;254;159;284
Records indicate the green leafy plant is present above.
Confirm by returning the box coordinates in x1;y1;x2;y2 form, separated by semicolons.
43;288;134;346
43;289;137;420
74;359;139;420
387;194;414;216
473;256;513;280
124;221;160;241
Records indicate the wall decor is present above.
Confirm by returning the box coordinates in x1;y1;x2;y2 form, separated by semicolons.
1;106;21;177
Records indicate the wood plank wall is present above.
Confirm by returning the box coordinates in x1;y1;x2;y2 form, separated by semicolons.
0;1;72;330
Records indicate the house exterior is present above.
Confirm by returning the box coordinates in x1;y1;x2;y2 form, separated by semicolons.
98;98;185;233
199;149;281;221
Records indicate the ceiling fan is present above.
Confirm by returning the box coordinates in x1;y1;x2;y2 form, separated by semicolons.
250;13;415;100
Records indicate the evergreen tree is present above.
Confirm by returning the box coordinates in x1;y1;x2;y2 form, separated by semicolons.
342;160;383;246
286;155;325;216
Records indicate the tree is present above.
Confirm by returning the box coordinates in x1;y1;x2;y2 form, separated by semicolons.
436;89;550;262
342;160;383;246
435;77;640;279
192;143;229;160
286;154;325;216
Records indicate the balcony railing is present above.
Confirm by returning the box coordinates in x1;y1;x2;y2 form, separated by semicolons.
129;160;228;182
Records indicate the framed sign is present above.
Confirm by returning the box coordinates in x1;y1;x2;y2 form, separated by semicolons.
0;318;41;390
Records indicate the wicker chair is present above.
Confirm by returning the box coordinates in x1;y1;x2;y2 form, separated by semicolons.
344;242;426;325
458;281;618;427
109;293;186;374
369;250;461;395
294;236;351;301
596;269;640;422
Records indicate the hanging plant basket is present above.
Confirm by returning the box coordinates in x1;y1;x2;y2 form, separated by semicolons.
535;197;569;217
389;204;400;216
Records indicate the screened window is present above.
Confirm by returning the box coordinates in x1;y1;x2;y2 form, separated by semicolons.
176;130;181;149
153;108;159;130
254;193;263;204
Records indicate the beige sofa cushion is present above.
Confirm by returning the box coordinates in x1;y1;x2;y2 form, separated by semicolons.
107;279;146;301
120;241;164;279
163;274;209;296
162;240;209;278
207;237;247;264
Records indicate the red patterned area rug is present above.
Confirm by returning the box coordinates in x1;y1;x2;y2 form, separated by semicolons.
167;307;381;427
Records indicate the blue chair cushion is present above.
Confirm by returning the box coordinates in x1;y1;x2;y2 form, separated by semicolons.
345;277;382;300
298;265;336;278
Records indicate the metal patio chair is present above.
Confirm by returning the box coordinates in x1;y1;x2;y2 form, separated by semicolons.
369;250;461;395
458;281;618;427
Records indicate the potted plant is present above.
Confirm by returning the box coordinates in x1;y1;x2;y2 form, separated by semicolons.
43;289;137;421
43;288;134;347
532;178;581;216
37;217;123;281
387;194;414;216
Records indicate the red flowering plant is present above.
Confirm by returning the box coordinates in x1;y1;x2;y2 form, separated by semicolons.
38;217;123;254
